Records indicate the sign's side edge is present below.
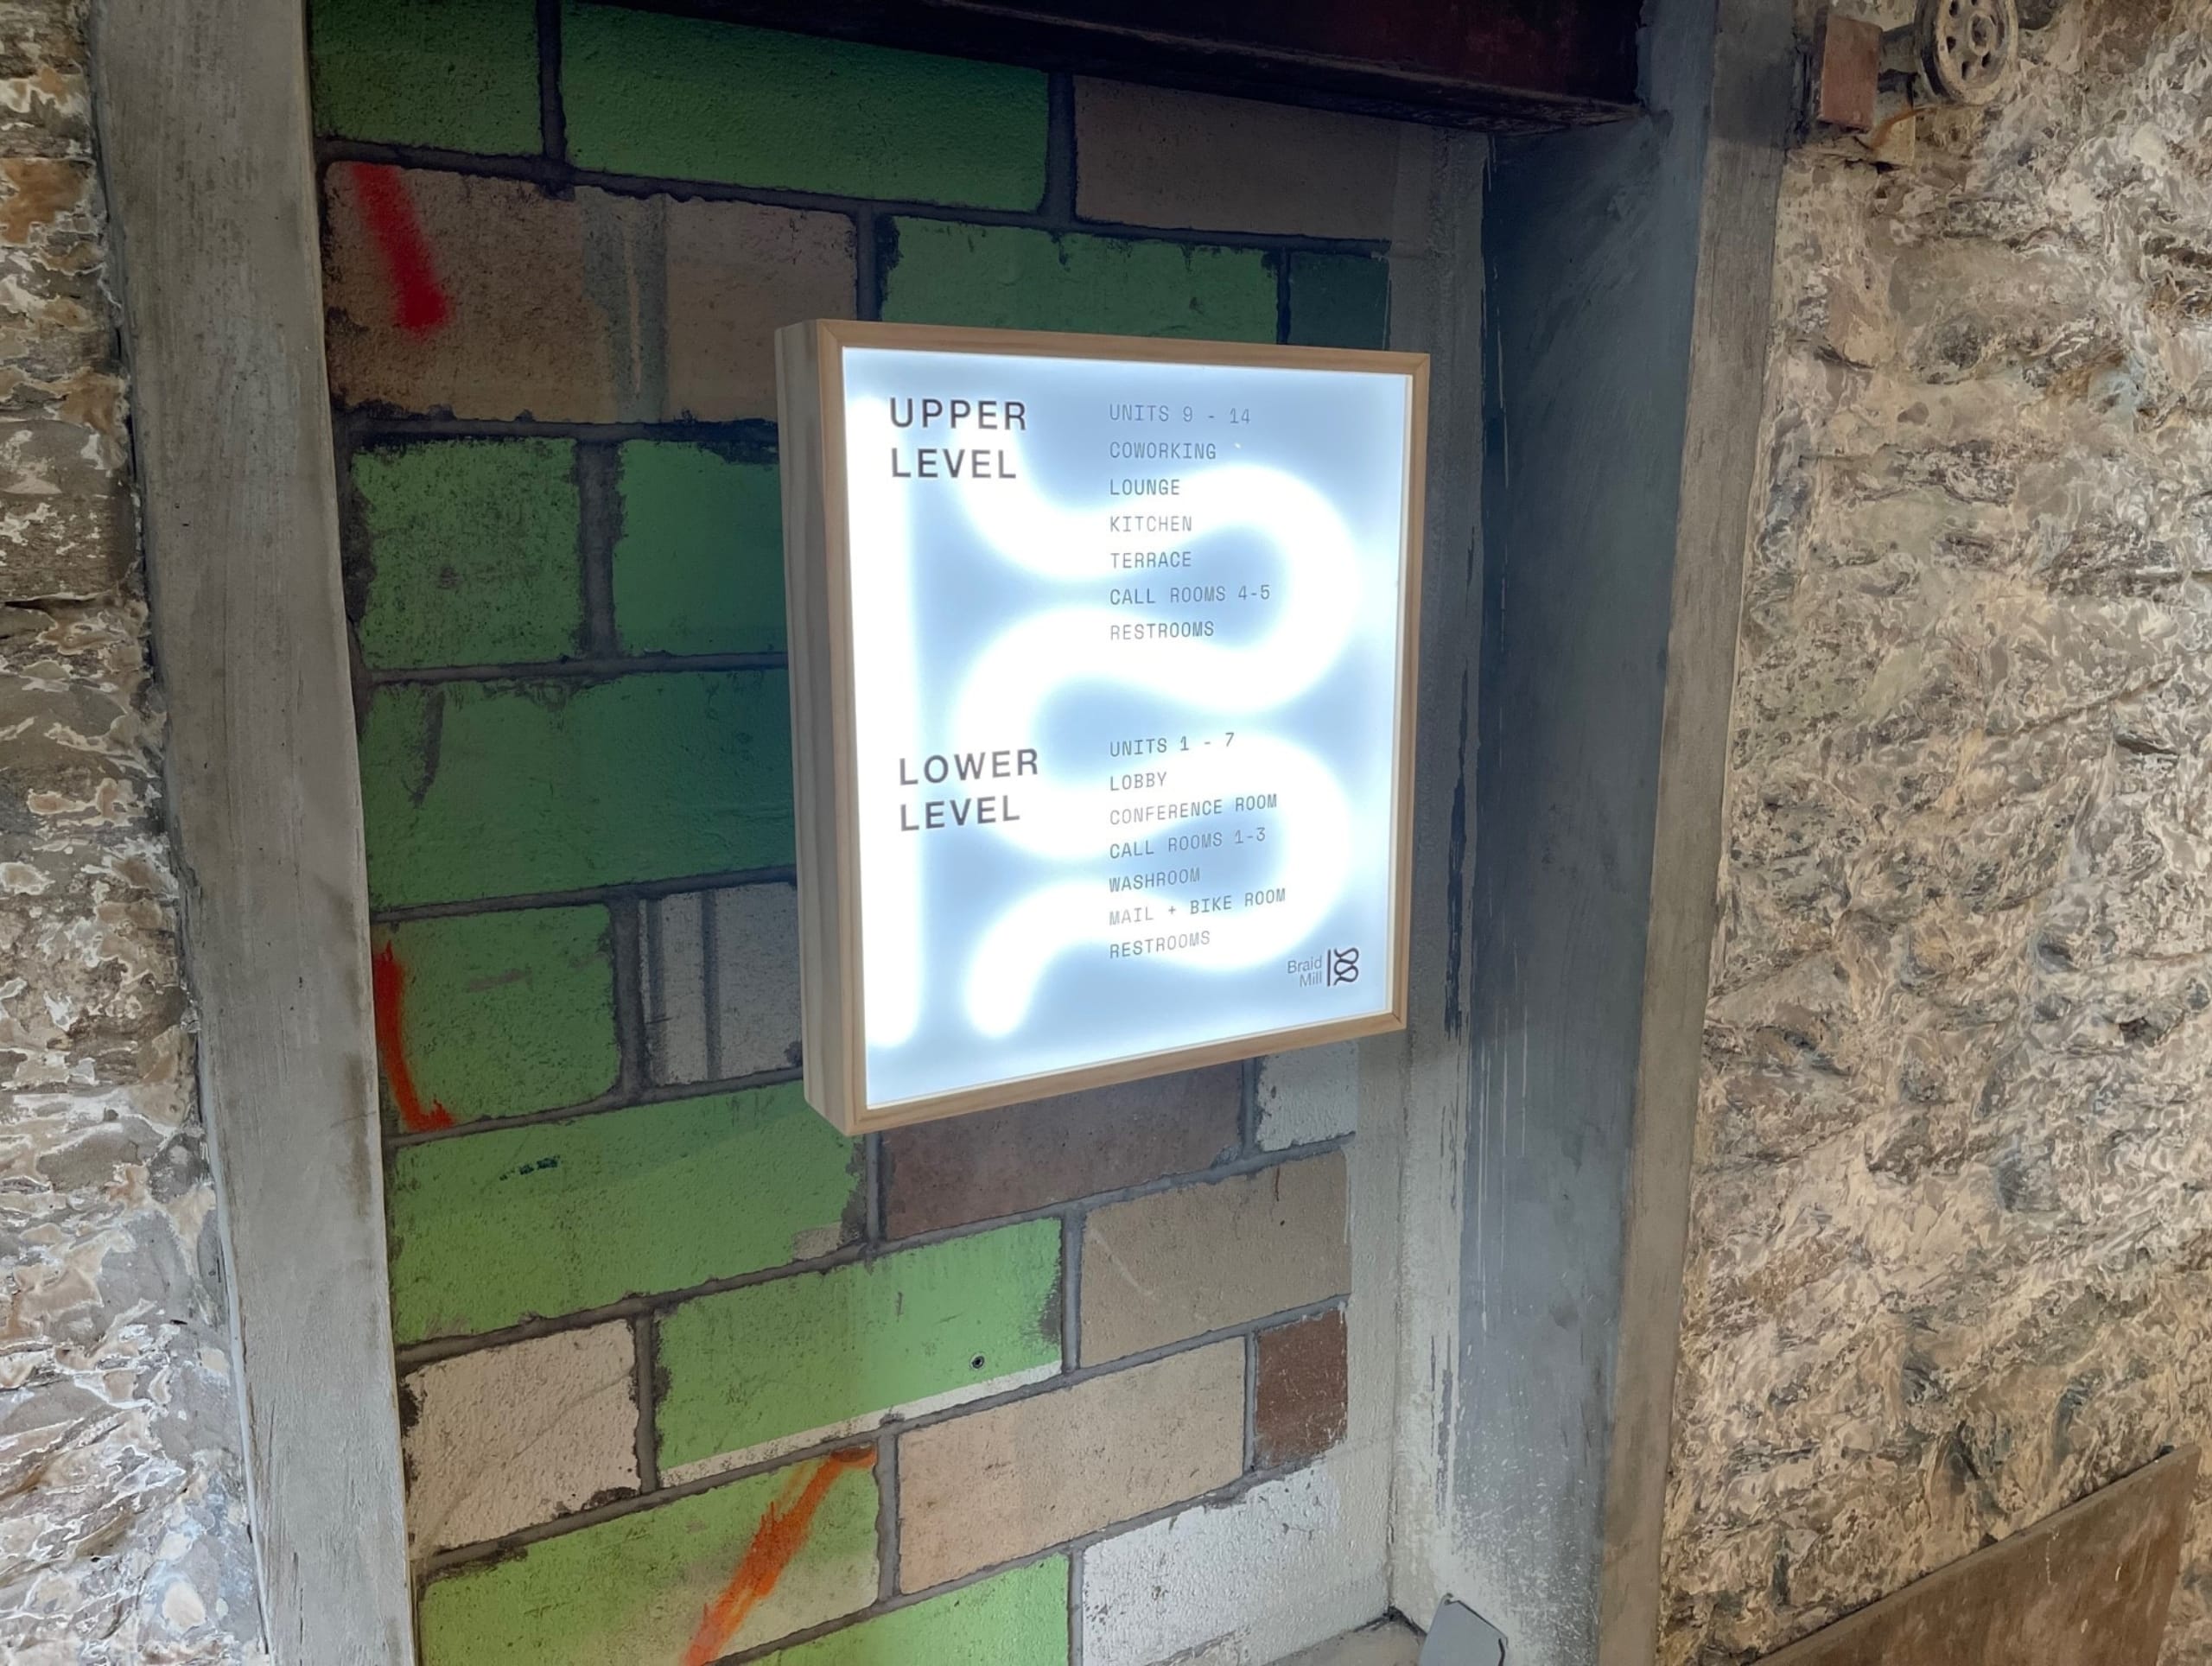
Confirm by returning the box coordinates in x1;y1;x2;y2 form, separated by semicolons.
1394;359;1433;1027
774;320;851;1133
818;322;871;1132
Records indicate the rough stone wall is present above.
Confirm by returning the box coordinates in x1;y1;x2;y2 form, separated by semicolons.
0;3;264;1660
1662;3;2212;1661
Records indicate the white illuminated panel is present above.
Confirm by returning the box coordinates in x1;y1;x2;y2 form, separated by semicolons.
777;322;1425;1131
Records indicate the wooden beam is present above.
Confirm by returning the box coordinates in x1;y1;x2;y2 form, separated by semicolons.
1599;1;1799;1661
87;3;415;1662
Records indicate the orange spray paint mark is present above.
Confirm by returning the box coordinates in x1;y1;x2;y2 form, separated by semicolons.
347;162;452;335
681;1447;877;1666
372;942;454;1132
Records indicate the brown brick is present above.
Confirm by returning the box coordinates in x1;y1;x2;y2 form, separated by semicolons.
324;165;605;421
1072;79;1402;240
895;1341;1243;1590
322;164;852;422
1253;1307;1348;1469
882;1065;1243;1238
400;1322;640;1555
1079;1153;1348;1364
664;195;855;419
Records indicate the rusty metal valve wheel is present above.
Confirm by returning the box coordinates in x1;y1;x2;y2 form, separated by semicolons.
1919;0;2019;105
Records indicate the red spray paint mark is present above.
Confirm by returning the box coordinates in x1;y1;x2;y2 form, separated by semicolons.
681;1448;877;1666
372;942;454;1132
347;162;451;336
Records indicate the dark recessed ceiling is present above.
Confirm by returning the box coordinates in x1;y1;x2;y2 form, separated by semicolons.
611;0;1644;130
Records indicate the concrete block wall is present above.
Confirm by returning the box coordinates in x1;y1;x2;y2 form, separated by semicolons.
308;3;1409;1659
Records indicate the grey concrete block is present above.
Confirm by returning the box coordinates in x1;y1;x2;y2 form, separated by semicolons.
642;881;802;1084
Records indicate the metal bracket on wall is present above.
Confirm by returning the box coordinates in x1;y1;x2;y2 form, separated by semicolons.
1421;1599;1507;1665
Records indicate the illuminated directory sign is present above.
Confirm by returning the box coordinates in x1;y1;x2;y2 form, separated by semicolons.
776;321;1427;1132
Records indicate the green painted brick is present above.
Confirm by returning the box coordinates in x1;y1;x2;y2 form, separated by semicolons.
387;1083;860;1343
562;3;1045;208
614;442;784;657
658;1221;1062;1472
373;907;616;1127
309;0;543;156
420;1453;880;1666
351;440;583;670
756;1559;1070;1665
880;220;1279;342
1287;253;1390;350
358;671;792;909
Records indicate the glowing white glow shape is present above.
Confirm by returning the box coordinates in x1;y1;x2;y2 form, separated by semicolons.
836;345;1413;1110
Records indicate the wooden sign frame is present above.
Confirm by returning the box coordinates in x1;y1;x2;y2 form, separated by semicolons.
775;319;1427;1134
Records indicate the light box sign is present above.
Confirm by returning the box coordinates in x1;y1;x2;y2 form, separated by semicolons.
776;321;1427;1133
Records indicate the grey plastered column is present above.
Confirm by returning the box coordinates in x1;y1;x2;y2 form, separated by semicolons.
1434;3;1796;1662
90;3;416;1661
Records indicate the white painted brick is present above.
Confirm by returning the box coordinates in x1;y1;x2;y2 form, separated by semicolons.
643;883;802;1084
1079;1454;1385;1666
709;881;803;1078
642;888;709;1083
401;1323;639;1555
1255;1041;1362;1150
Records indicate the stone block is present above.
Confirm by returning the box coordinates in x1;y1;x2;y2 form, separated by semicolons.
385;1084;860;1344
399;1322;639;1555
1072;79;1402;240
418;1447;879;1666
0;153;93;246
308;0;543;156
1080;1455;1372;1666
896;1341;1244;1590
561;3;1046;208
323;165;852;422
372;906;618;1129
0;5;93;161
0;156;109;417
880;219;1278;341
882;1065;1243;1237
613;442;782;656
1079;1153;1348;1363
350;438;583;670
1287;254;1389;349
1255;1042;1359;1151
357;671;792;909
656;1219;1061;1481
642;882;803;1086
0;414;126;601
753;1559;1068;1665
1253;1307;1347;1469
